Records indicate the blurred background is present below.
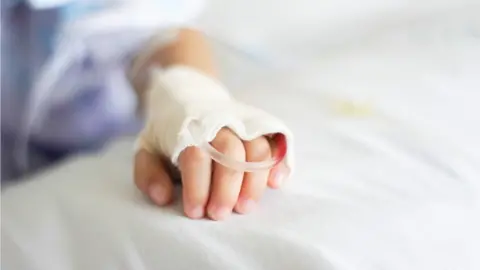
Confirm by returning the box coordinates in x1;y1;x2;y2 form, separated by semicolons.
2;0;480;183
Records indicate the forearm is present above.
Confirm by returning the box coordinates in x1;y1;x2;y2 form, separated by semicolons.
151;28;216;76
131;28;217;110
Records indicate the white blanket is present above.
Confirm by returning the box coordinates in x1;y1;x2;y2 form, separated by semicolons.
2;2;480;270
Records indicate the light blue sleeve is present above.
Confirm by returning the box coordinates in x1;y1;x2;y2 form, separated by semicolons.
3;0;207;178
22;0;207;147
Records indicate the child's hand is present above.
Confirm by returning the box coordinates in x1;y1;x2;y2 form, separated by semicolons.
134;127;287;220
132;66;293;220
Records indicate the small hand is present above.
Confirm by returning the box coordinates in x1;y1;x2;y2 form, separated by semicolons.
134;128;287;220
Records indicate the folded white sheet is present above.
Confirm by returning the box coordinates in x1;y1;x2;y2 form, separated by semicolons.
2;3;480;270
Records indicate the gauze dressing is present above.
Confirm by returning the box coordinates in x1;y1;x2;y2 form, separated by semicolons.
134;66;294;173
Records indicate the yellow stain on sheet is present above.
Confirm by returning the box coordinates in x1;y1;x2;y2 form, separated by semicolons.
332;99;374;117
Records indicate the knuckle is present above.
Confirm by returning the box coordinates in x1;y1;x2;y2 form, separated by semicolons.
244;137;271;162
211;190;239;211
213;131;246;160
185;190;208;205
243;172;269;195
215;127;231;137
133;152;153;191
180;146;209;166
240;188;262;202
133;175;146;192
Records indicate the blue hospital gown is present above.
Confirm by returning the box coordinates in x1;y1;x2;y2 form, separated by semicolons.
1;0;205;181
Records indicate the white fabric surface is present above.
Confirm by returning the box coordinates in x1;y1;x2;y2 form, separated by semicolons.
2;1;480;270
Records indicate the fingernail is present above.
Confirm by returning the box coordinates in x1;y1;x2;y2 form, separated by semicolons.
237;198;256;214
188;206;204;219
209;206;231;221
149;184;168;204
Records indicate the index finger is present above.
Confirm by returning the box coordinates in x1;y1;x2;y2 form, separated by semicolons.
178;146;212;219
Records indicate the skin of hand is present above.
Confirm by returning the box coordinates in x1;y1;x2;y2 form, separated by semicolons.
131;29;288;220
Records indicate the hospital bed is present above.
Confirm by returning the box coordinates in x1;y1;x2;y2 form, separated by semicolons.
2;1;480;269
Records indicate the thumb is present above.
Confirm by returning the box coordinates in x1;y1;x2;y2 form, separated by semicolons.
134;149;174;206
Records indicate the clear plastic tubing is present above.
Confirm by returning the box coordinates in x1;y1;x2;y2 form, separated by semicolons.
200;133;288;172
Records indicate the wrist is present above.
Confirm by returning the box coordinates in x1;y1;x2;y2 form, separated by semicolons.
145;65;230;112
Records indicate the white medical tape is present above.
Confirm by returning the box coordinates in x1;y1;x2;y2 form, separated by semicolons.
134;65;294;172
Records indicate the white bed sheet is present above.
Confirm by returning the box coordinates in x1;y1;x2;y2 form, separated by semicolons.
2;3;480;270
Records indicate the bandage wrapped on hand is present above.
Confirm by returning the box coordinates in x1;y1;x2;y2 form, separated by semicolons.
134;65;294;172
